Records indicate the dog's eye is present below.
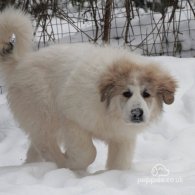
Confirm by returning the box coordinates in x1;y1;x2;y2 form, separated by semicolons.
142;90;151;98
122;90;132;98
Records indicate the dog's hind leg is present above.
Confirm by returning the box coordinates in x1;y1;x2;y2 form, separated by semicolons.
26;143;43;163
26;135;69;168
24;117;68;168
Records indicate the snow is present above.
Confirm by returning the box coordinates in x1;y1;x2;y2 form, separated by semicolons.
0;56;195;194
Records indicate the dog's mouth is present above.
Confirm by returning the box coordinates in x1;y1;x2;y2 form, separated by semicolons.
124;117;146;125
131;118;144;123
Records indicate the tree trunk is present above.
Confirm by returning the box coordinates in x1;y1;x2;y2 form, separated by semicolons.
102;0;113;43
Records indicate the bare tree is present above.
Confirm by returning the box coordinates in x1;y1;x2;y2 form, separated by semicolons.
102;0;113;43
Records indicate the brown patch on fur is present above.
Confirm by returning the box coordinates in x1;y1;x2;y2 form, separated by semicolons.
99;59;141;106
99;59;177;107
140;64;177;105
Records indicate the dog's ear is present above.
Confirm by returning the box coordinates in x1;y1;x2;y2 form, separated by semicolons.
157;75;177;105
99;60;134;107
99;80;115;107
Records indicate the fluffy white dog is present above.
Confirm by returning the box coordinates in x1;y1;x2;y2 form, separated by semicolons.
0;8;177;170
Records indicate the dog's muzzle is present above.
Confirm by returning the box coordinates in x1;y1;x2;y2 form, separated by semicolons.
130;108;144;123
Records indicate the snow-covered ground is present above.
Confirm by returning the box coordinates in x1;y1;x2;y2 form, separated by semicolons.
0;56;195;194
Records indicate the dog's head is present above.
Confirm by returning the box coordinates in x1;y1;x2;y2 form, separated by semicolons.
99;59;177;125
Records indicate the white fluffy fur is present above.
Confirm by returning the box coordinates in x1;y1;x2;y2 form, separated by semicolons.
0;7;32;57
0;8;170;170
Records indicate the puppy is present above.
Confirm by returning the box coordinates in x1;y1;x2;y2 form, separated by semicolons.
0;8;177;170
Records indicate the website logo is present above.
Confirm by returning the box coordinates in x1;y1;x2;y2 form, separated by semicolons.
137;163;183;185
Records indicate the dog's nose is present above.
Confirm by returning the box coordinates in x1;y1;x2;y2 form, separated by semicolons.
131;108;144;123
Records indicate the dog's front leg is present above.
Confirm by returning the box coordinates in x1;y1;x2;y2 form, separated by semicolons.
106;139;136;170
61;120;97;170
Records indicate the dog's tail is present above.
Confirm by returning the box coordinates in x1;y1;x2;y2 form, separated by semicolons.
0;7;32;70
